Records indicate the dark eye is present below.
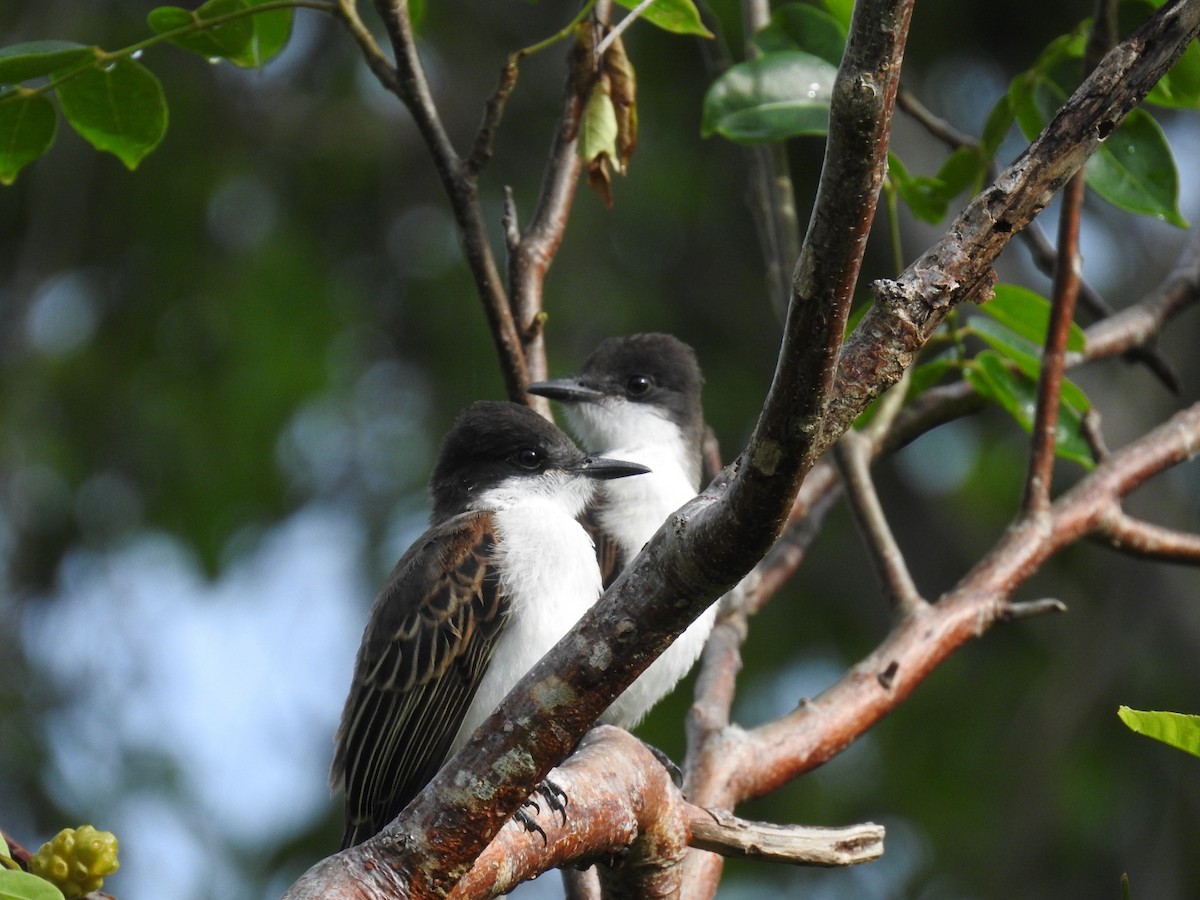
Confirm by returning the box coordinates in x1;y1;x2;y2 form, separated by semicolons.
625;374;652;397
514;448;541;470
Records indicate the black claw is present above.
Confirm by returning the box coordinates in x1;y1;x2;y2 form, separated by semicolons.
537;777;569;826
643;742;682;786
515;804;548;845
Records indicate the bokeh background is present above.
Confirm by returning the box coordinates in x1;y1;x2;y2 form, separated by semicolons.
2;1;1199;898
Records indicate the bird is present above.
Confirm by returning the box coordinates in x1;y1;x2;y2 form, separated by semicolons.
527;333;714;729
330;399;650;848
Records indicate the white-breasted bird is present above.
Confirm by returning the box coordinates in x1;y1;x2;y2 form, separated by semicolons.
527;333;715;728
330;400;649;848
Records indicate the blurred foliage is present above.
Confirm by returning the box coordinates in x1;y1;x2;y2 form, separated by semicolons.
2;1;1200;899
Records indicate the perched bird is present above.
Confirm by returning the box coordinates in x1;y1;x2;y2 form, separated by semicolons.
330;400;649;848
527;333;714;728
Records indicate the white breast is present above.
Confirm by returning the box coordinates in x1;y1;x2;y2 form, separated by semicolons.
565;403;719;729
449;488;602;751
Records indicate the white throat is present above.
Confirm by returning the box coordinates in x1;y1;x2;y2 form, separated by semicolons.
565;401;697;558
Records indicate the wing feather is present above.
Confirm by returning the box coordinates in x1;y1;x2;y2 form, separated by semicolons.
330;511;508;848
580;499;624;589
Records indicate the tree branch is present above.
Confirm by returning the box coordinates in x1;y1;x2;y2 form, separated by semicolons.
827;0;1200;446
1093;511;1200;563
835;431;926;613
370;0;528;399
689;401;1200;818
1023;169;1086;513
283;2;1200;896
449;727;686;899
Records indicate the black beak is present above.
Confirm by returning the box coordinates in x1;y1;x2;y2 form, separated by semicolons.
527;378;605;403
576;456;651;480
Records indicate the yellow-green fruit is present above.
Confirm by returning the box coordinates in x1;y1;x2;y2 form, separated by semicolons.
29;825;119;899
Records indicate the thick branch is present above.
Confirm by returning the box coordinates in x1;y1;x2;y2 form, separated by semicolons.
449;727;686;899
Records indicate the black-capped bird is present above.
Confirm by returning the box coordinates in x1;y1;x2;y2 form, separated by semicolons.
331;400;649;848
527;333;714;728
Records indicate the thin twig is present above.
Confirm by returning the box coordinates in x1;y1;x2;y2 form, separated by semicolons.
370;0;528;399
466;59;520;176
896;87;977;147
1023;170;1086;513
1095;512;1200;562
1003;598;1069;620
334;0;403;95
835;433;926;614
595;0;653;57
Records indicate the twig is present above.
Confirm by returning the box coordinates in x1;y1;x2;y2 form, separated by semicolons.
1023;170;1086;513
835;432;927;614
466;59;520;177
1021;0;1114;511
687;808;884;867
896;87;976;148
334;0;403;95
1095;512;1200;563
506;4;611;390
1003;597;1069;620
370;0;528;399
1071;226;1200;365
595;0;653;57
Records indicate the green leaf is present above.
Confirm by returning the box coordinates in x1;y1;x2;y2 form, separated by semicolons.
888;147;985;224
243;0;294;65
0;41;95;83
968;317;1091;413
55;58;168;170
0;89;57;185
965;351;1094;467
1147;37;1200;108
148;0;254;64
0;868;67;900
702;50;837;143
984;284;1086;353
1087;107;1187;227
1118;707;1200;759
817;0;854;30
979;93;1014;157
148;0;293;68
614;0;713;37
753;3;847;67
578;80;618;164
906;350;958;399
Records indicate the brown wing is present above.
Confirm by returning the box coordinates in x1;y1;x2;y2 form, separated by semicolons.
580;498;625;589
330;511;507;848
